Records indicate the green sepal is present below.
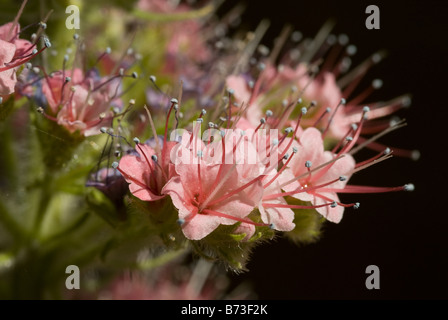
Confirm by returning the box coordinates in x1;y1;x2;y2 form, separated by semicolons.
284;196;325;244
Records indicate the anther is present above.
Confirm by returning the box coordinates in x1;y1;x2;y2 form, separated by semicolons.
151;155;158;162
149;75;156;82
284;127;293;134
404;183;415;191
292;147;298;154
339;176;347;181
100;127;108;134
170;98;178;104
301;107;307;115
283;153;289;160
73;34;79;40
111;162;119;169
305;160;312;168
133;137;140;144
129;99;135;105
266;110;273;117
177;218;185;225
131;72;138;79
260;117;266;124
105;47;111;54
39;22;47;29
330;201;337;208
44;37;51;48
340;98;346;105
354;202;360;209
372;79;383;89
384;147;391;155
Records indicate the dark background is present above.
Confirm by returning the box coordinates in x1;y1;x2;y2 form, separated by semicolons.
217;0;448;299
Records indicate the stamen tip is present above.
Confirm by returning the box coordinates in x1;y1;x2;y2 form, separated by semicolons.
133;137;140;144
177;219;185;225
111;161;119;169
404;183;415;192
151;155;158;162
170;98;178;104
411;150;421;161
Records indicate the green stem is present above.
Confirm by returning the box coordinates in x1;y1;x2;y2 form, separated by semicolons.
32;172;53;238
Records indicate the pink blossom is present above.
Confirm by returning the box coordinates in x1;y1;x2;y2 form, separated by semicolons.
0;22;35;96
40;68;122;136
163;130;265;240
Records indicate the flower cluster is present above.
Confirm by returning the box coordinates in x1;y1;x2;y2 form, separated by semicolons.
0;0;416;299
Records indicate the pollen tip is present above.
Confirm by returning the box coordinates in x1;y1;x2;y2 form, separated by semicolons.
411;150;421;161
330;201;337;208
100;127;108;134
260;117;266;124
39;21;47;29
131;71;138;79
44;37;52;48
208;122;215;128
0;97;2;104
305;160;312;168
384;147;391;155
272;138;279;146
297;98;303;104
65;76;71;83
293;147;298;154
151;155;158;162
339;175;347;181
266;110;273;117
269;223;275;229
354;202;360;209
340;98;346;105
177;218;185;225
404;183;415;192
283;153;289;160
133;137;140;144
301;107;307;115
129;99;136;105
363;106;370;113
325;107;331;113
372;79;383;89
73;33;79;40
196;118;203;123
105;47;111;54
149;75;156;82
170;98;178;104
111;161;119;169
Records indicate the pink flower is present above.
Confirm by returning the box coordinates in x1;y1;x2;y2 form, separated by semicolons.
277;127;356;223
115;140;178;201
40;68;123;136
0;22;39;96
162;129;265;240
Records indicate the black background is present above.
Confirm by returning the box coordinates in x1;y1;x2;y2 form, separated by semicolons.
217;0;448;300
